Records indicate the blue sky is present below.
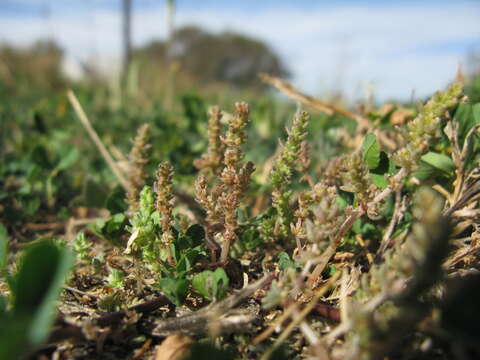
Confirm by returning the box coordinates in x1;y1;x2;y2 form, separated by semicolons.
1;0;479;101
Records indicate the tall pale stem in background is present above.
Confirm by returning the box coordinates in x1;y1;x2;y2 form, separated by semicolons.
165;0;176;111
122;0;133;88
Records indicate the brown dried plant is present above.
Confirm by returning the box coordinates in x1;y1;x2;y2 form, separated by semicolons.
126;123;151;215
194;105;225;176
155;161;175;265
195;102;254;263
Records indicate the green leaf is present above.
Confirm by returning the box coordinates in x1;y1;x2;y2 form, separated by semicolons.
1;241;73;358
387;156;397;175
0;224;8;274
0;294;7;315
454;103;474;139
30;145;51;169
91;213;127;247
55;148;79;171
414;162;436;181
107;213;126;233
241;227;263;250
15;242;73;345
327;265;337;275
192;268;229;301
335;193;351;210
473;103;480;125
352;219;362;234
107;269;125;289
175;247;205;274
421;152;456;173
352;219;377;236
369;151;391;175
278;252;296;270
158;277;189;306
362;133;380;169
370;173;388;189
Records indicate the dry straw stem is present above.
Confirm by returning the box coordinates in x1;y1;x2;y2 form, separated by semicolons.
261;272;340;360
252;300;300;345
378;186;407;255
67;89;130;191
260;73;397;150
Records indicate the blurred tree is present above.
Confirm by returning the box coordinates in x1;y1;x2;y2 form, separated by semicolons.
134;25;289;91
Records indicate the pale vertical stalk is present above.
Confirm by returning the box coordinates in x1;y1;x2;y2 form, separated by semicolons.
165;0;176;110
122;0;133;86
67;90;130;191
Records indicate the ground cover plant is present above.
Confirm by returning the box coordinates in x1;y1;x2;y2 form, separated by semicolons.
1;71;480;360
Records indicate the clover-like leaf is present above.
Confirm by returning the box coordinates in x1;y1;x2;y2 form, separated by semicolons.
362;133;380;169
192;268;229;301
158;277;189;306
421;151;456;173
0;241;73;359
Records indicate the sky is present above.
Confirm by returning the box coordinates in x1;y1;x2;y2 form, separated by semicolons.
1;0;479;101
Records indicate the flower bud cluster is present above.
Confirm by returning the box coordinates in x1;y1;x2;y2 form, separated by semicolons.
126;124;151;214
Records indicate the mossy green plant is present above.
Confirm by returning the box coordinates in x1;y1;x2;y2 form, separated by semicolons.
270;111;310;236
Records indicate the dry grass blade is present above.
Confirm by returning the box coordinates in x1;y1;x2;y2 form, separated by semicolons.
378;187;406;255
260;73;338;116
261;272;340;360
252;302;300;345
309;211;362;284
67;89;130;191
260;73;397;150
444;179;480;217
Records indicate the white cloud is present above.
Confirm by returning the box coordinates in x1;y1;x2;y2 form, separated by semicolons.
1;1;479;100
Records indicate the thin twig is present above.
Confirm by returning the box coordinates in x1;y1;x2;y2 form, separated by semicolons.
153;274;274;336
308;210;362;283
260;73;369;128
260;73;397;150
261;272;340;360
378;187;405;255
444;180;480;217
95;295;171;327
325;292;387;346
63;286;100;299
443;241;480;269
309;167;408;283
67;89;130;191
371;168;407;205
253;302;300;345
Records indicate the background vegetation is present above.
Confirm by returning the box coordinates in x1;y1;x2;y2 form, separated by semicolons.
1;29;480;359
